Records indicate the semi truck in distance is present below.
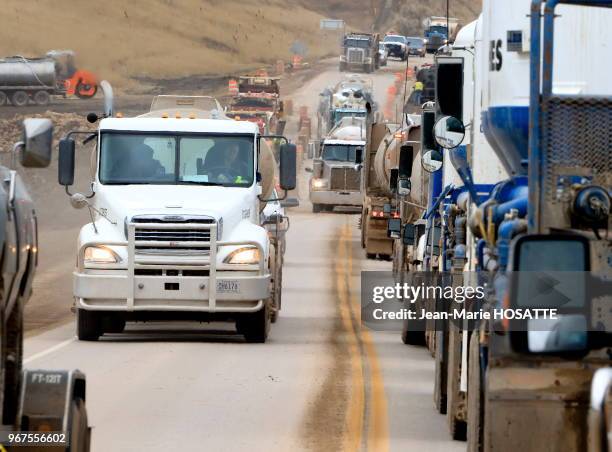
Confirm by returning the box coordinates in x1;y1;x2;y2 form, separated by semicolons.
57;88;296;344
308;116;365;213
339;32;380;73
0;119;91;451
423;16;460;53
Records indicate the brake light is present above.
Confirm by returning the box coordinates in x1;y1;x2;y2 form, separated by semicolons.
371;210;384;218
392;211;400;219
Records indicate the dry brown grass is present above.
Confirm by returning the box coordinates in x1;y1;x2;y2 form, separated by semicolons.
0;0;480;91
0;0;340;91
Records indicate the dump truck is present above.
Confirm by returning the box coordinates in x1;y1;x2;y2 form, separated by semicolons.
0;119;91;451
339;33;380;73
308;116;365;213
423;16;460;53
57;85;296;343
360;109;421;260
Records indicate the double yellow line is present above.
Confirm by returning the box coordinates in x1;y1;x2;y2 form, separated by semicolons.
336;223;389;452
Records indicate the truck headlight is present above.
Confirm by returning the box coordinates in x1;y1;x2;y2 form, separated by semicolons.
84;246;121;264
224;247;261;265
340;55;347;61
312;178;327;189
365;57;372;63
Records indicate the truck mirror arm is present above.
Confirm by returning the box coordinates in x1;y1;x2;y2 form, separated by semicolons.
259;189;289;203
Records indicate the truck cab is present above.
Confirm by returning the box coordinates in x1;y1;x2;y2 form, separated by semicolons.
59;94;296;343
309;117;365;212
340;33;380;73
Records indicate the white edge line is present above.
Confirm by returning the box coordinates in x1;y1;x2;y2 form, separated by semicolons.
24;337;77;365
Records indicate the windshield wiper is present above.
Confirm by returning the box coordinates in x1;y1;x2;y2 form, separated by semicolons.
179;181;226;186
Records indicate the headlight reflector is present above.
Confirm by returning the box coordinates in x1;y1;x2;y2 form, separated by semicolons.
84;246;121;264
312;178;327;189
224;247;261;265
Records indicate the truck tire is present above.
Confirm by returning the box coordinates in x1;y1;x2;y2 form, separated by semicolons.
2;302;23;424
447;323;467;440
33;90;50;106
11;91;29;107
77;309;102;341
0;91;7;106
312;203;322;213
68;397;91;452
339;62;347;72
467;331;484;452
237;303;270;343
433;328;448;414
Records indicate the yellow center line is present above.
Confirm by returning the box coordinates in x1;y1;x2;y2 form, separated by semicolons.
337;222;390;452
337;223;365;451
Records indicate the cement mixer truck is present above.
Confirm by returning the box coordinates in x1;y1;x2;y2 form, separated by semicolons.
57;89;296;344
360;109;421;260
412;1;612;450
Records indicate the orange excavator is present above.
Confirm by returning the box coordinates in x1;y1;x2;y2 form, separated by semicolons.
46;50;98;98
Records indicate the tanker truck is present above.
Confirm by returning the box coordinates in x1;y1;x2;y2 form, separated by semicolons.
360;109;421;260
420;1;612;450
0;119;91;450
0;57;59;107
308;116;365;213
57;88;296;343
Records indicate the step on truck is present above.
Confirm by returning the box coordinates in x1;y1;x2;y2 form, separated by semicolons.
58;86;296;343
0;119;90;451
308;116;365;213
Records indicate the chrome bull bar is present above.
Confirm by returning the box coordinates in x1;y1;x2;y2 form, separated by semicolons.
76;222;267;312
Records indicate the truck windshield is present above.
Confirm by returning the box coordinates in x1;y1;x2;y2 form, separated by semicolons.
322;145;360;162
428;26;448;35
99;133;255;186
384;36;406;44
344;39;370;48
406;38;424;48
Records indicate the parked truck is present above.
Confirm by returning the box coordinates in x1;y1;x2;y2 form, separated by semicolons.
57;87;296;343
423;16;460;53
339;33;380;73
0;119;91;451
360;110;421;260
308;116;365;213
0;51;97;106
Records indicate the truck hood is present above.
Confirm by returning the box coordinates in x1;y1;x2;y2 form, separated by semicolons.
94;185;255;240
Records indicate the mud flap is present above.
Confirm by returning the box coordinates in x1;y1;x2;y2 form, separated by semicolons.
17;369;88;439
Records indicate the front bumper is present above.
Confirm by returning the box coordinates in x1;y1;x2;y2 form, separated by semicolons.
310;189;362;206
74;222;270;313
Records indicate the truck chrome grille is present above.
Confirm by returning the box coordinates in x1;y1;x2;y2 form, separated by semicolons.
131;215;216;252
330;167;361;191
348;49;364;63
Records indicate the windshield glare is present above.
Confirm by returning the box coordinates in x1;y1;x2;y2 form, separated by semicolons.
99;133;255;186
384;36;405;44
322;145;361;162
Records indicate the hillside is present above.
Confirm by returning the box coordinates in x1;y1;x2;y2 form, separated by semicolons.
0;0;481;92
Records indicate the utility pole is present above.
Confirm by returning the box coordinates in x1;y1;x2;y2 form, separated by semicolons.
446;0;450;40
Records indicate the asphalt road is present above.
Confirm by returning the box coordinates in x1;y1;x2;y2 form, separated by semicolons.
23;56;463;452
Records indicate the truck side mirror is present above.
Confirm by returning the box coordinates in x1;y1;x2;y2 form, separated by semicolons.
279;143;296;191
402;223;416;245
20;118;53;168
389;169;399;194
398;178;411;197
355;148;363;165
387;218;401;239
433;116;465;149
58;138;76;186
399;144;414;178
422;149;443;173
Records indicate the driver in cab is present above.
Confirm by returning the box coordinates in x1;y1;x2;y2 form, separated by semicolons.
203;140;251;184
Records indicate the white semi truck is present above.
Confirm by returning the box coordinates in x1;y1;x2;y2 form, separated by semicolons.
57;90;296;343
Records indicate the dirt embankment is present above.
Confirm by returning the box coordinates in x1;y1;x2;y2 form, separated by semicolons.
0;0;340;93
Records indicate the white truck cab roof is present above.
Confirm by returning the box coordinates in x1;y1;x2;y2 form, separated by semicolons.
99;117;259;135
